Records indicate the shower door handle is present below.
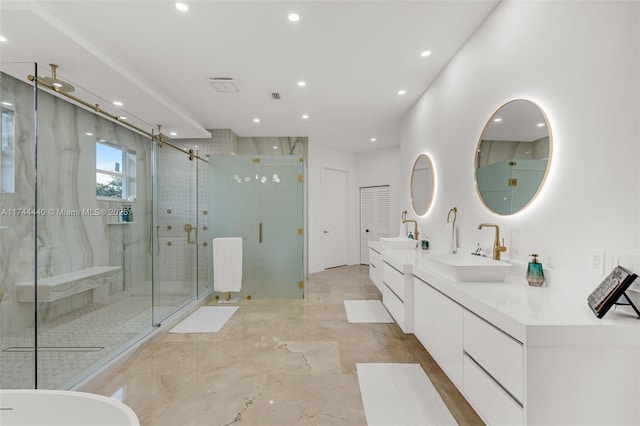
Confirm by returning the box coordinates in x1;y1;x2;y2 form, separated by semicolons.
184;224;198;244
259;223;263;244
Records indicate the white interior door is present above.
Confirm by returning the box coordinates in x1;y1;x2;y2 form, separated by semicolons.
360;186;390;264
323;167;348;269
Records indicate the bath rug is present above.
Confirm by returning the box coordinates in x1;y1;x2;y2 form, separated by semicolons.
169;306;238;333
356;363;458;426
343;300;393;323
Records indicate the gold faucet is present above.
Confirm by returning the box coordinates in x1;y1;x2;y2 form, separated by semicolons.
401;210;419;240
402;219;419;240
478;223;507;260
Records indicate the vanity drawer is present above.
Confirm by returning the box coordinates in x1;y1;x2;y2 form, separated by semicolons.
382;283;404;326
463;354;523;426
463;310;523;402
369;249;383;291
383;262;404;301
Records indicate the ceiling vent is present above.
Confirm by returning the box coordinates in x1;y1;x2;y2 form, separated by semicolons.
209;77;240;93
271;92;281;100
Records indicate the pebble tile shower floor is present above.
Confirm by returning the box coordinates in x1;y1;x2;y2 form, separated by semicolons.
1;282;191;389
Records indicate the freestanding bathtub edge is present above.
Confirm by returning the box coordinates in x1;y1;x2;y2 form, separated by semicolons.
0;389;139;426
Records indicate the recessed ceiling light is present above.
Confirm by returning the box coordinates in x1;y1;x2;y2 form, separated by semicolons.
370;138;377;142
1;101;12;106
420;50;432;57
537;122;545;127
302;114;309;119
113;101;123;107
297;81;306;87
175;3;189;12
0;36;7;43
288;13;300;22
170;132;177;136
273;146;278;150
85;132;93;136
493;118;502;122
253;118;261;123
397;90;406;95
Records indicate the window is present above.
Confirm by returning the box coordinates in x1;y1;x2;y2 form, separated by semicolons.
96;140;136;200
1;106;15;193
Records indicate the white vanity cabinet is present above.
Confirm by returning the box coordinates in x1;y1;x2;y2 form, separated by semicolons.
368;243;383;292
412;265;640;426
380;250;422;334
414;278;463;387
381;261;414;333
463;310;524;425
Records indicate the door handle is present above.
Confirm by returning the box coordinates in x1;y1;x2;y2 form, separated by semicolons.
324;230;329;234
184;224;198;244
259;222;263;244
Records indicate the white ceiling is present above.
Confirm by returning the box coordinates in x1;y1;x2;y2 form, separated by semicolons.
0;0;500;152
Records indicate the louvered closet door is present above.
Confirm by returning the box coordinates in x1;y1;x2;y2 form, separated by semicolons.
360;186;390;264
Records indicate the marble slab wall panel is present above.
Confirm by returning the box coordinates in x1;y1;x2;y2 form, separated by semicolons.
0;71;153;337
0;71;38;338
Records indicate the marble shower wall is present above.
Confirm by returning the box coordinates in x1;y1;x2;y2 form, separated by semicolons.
0;71;153;337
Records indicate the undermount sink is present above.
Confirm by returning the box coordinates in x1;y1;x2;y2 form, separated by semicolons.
424;254;511;282
379;237;418;249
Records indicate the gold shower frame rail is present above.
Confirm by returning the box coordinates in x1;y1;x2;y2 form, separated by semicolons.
27;74;207;162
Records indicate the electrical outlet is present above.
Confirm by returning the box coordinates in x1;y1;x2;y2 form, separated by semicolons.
589;249;605;275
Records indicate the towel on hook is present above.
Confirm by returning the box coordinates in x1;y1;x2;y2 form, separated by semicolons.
212;238;243;292
398;221;408;238
449;222;458;254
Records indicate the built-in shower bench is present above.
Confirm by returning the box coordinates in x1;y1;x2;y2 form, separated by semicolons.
16;266;122;303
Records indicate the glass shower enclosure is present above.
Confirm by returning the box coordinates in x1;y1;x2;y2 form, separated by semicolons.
0;62;209;390
209;156;304;299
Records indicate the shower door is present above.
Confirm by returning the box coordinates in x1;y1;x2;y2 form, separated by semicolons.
152;142;199;324
209;156;304;299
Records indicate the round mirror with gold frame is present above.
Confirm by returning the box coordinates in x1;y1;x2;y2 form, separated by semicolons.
410;154;435;215
475;99;552;215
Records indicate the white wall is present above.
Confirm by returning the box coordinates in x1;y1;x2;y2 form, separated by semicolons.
400;1;639;280
308;143;359;273
357;146;402;238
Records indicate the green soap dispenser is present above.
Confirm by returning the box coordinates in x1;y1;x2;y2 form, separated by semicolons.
527;254;545;287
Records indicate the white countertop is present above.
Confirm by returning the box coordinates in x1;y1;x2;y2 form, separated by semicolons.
379;247;640;346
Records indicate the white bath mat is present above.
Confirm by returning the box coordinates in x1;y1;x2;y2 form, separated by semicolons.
343;300;393;323
169;306;238;333
356;363;458;426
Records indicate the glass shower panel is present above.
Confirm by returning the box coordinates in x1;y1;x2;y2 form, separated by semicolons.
209;156;304;299
0;64;37;389
152;143;197;324
35;78;154;389
255;157;304;298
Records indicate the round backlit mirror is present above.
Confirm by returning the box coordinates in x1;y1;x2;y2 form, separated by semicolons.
410;154;435;215
475;99;552;215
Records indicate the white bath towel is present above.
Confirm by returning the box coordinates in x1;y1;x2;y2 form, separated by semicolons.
449;222;458;254
212;238;243;292
398;221;408;238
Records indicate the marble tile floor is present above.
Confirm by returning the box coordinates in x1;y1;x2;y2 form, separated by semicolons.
94;265;484;426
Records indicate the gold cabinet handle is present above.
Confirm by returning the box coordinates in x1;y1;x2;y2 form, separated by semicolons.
259;222;263;244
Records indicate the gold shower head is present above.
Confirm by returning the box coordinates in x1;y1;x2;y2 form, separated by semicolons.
36;64;75;93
